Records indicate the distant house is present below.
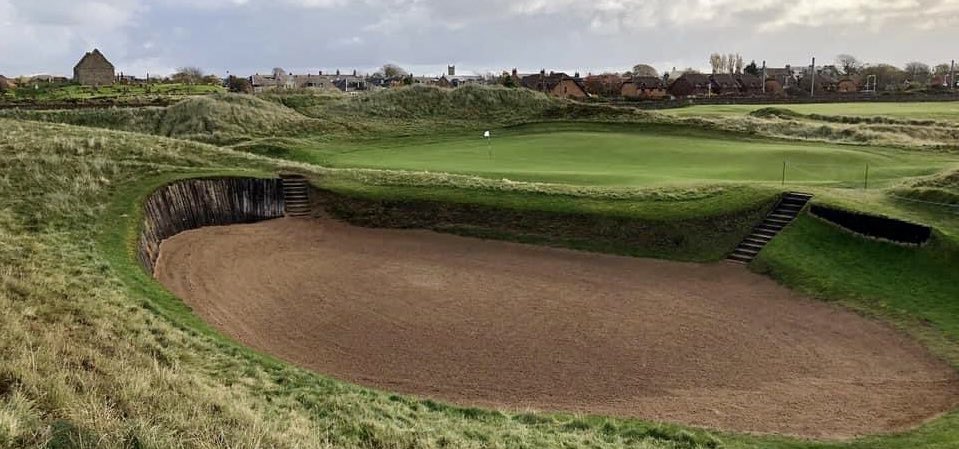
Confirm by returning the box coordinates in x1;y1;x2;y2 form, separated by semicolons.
799;72;841;94
251;68;295;92
621;76;666;99
73;49;115;86
763;66;797;95
668;73;711;97
0;75;16;91
292;73;337;90
709;74;740;95
333;75;368;92
837;78;859;93
435;66;485;88
520;71;588;99
584;74;626;97
734;73;763;95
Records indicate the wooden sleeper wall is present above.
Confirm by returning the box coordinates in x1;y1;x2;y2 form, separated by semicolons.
138;177;284;274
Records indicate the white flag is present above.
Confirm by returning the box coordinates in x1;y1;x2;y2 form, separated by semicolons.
483;130;491;138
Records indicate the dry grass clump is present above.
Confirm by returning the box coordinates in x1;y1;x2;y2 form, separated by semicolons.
675;114;959;149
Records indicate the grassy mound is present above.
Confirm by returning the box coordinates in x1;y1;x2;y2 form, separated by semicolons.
156;93;326;143
0;93;334;144
331;84;559;119
327;84;641;124
890;168;959;206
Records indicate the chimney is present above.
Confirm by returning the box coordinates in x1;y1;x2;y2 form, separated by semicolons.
318;70;323;75
353;69;357;77
448;65;455;76
336;69;340;76
540;69;546;76
574;72;580;78
512;68;517;77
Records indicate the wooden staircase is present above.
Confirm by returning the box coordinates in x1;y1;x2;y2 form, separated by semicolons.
280;174;312;217
726;192;813;264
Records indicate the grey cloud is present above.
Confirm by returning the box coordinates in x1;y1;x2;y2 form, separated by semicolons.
0;0;955;78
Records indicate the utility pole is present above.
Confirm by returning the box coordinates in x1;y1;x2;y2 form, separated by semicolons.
762;60;767;94
810;57;816;97
951;60;956;90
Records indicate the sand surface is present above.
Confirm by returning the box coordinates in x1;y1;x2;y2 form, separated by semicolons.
155;217;959;438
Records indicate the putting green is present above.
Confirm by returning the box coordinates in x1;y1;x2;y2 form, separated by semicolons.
327;124;958;188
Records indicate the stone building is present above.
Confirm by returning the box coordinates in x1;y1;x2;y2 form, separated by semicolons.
73;49;115;86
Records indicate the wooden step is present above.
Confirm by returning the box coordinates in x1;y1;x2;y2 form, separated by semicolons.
739;241;765;250
726;191;813;264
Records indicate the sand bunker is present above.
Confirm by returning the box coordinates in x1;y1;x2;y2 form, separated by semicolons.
155;217;959;438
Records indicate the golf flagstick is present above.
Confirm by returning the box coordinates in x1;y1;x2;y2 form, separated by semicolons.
484;130;492;160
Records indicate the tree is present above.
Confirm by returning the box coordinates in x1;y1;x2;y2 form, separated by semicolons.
499;72;518;88
719;54;728;74
379;64;407;79
734;54;744;74
727;53;738;74
904;62;931;84
226;75;252;94
743;60;760;76
933;64;951;76
632;64;659;78
709;53;722;74
835;54;863;76
172;66;204;84
860;64;908;91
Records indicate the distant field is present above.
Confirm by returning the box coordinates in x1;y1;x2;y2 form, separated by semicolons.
663;101;959;121
326;124;958;188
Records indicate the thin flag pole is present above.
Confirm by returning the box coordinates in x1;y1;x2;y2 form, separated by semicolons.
484;130;492;160
782;160;786;187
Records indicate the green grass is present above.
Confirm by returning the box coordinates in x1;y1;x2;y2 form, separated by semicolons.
1;82;224;102
316;123;958;189
665;102;959;122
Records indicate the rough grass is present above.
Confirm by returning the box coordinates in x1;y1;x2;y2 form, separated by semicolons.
666;102;959;123
0;82;223;103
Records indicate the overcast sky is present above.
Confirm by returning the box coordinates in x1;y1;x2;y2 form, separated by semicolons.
1;0;957;77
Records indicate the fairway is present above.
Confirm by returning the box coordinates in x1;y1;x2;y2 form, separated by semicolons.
663;101;959;121
328;125;958;188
